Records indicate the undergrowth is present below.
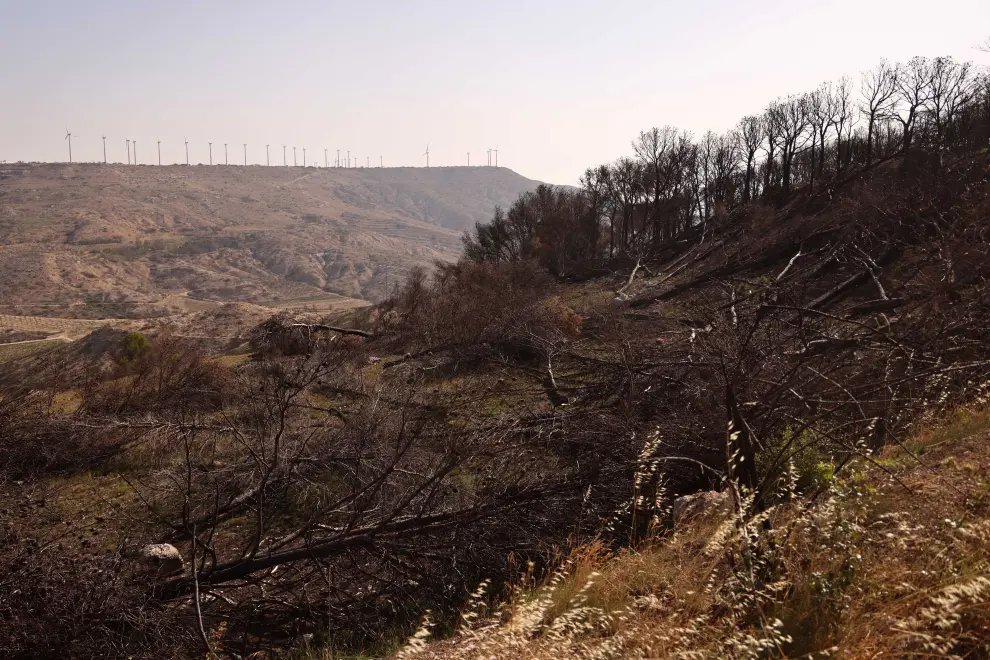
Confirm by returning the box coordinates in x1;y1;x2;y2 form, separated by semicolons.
373;401;990;659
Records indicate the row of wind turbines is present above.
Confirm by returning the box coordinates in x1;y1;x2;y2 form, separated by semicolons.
63;130;501;168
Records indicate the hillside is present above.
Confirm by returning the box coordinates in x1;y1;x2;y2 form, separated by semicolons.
0;163;542;313
1;50;989;660
2;144;988;658
396;403;990;659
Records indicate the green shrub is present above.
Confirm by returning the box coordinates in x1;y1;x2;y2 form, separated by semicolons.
123;331;149;361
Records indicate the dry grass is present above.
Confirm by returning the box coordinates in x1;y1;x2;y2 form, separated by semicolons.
383;401;990;659
0;313;105;337
0;338;66;363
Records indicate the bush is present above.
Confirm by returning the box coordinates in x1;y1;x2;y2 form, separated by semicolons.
123;332;149;362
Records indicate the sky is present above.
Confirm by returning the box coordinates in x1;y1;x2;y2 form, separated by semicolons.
1;0;988;185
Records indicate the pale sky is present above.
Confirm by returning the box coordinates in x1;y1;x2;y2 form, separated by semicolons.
1;0;988;184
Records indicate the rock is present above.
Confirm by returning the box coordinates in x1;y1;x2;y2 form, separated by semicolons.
632;594;668;613
138;543;184;575
671;490;730;524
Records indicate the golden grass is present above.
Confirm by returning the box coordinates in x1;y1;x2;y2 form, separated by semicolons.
386;403;990;659
209;353;253;368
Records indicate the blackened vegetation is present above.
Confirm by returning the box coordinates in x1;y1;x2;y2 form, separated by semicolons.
0;53;989;658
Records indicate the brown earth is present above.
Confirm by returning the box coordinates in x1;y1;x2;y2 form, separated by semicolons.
0;162;543;315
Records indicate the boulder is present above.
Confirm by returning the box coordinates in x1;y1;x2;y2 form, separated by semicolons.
138;543;184;575
671;490;730;524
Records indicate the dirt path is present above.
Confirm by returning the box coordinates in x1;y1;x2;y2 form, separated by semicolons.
0;333;71;346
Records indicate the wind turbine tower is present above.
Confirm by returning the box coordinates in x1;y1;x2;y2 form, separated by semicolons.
347;150;350;168
324;149;328;168
283;145;287;167
467;152;470;166
64;128;72;163
423;144;430;168
243;143;247;166
293;146;297;166
133;140;137;165
209;142;213;166
494;147;499;167
185;138;189;166
157;138;161;166
487;149;491;166
126;139;131;165
266;145;270;166
102;135;107;164
337;149;340;167
224;143;228;165
303;147;306;167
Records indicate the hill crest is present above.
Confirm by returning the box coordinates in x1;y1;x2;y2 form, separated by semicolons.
0;163;543;312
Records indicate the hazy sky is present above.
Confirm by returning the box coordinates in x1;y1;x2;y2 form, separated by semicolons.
1;0;988;184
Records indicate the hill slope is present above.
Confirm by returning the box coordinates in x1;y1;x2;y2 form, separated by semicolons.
0;163;542;313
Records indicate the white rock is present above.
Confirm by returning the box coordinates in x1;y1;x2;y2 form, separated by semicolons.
138;543;184;575
671;490;730;524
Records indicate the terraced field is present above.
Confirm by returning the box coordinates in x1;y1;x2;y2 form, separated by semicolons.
0;314;112;339
0;339;66;364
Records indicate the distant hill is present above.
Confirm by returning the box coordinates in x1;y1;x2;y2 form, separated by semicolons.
0;163;543;312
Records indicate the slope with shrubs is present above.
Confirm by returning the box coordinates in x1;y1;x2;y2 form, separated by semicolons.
0;51;989;659
393;400;990;659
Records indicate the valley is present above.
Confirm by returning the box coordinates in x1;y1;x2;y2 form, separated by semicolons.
0;162;542;342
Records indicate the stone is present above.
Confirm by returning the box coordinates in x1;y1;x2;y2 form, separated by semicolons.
671;490;730;524
137;543;184;575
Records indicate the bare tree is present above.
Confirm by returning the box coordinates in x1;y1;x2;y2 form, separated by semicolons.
832;77;856;177
611;157;645;250
633;127;678;244
762;101;783;192
580;165;613;257
808;83;839;189
737;115;764;202
861;60;899;165
777;95;811;194
711;130;741;211
928;56;975;156
895;57;935;152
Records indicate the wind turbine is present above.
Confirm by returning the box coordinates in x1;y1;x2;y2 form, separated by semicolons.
224;143;228;165
157;138;161;166
493;147;499;167
64;128;73;163
293;146;297;166
337;149;340;167
133;140;137;165
209;142;213;166
102;134;107;164
266;144;270;166
467;152;470;166
303;147;306;167
423;144;430;168
126;139;131;165
243;143;247;166
283;145;287;167
380;156;383;168
324;148;328;168
347;150;350;168
487;148;491;166
185;138;189;166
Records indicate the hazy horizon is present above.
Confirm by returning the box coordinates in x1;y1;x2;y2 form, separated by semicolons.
2;0;988;185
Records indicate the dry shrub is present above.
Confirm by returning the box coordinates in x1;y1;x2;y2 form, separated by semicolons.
0;551;197;659
389;403;990;659
82;329;226;416
383;260;555;350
